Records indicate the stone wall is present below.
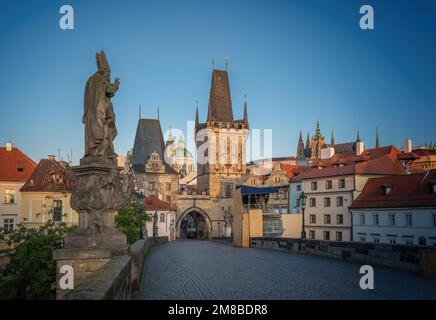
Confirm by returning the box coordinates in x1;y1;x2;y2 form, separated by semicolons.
250;237;436;278
59;236;168;300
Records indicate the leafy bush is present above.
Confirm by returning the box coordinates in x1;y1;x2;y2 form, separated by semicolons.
115;203;149;244
0;221;75;300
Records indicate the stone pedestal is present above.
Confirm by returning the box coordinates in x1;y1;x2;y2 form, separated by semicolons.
54;161;130;299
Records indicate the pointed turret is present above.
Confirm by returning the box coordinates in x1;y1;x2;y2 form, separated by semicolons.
356;130;361;142
375;127;380;148
243;94;249;127
296;130;305;159
330;129;335;146
195;104;199;129
166;127;175;147
315;120;321;139
305;132;310;149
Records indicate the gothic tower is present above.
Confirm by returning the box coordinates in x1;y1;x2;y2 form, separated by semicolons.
195;69;249;197
296;130;305;159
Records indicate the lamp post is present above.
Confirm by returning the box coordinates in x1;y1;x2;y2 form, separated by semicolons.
299;191;307;240
137;191;145;240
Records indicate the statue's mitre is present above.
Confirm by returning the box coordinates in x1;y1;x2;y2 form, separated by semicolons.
96;50;110;72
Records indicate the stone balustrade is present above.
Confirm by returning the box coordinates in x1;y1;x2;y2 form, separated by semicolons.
59;236;169;300
250;237;436;279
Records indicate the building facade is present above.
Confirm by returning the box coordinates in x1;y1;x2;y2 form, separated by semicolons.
144;196;177;241
350;170;436;246
297;145;410;242
19;155;78;227
0;142;37;238
132;118;179;207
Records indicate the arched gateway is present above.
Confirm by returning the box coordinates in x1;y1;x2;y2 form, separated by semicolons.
176;206;212;240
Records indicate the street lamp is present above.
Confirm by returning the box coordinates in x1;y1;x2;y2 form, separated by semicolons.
137;191;145;240
299;191;307;240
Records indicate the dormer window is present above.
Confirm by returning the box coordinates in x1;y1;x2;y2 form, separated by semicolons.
382;184;393;195
52;173;64;184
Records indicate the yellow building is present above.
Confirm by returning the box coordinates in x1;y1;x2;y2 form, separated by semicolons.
19;155;78;227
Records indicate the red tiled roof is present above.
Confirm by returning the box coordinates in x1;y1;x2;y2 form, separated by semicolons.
0;146;37;182
350;170;436;209
281;164;305;178
295;146;408;180
20;159;77;192
144;196;176;211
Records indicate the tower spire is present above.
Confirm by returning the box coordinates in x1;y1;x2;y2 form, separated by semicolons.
243;93;248;127
157;106;160;120
356;130;361;142
375;127;380;148
195;98;199;128
225;57;229;71
297;130;305;159
330;128;335;145
212;56;215;70
306;132;310;149
139;104;141;120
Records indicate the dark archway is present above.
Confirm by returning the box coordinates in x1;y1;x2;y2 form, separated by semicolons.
179;211;208;240
177;207;212;240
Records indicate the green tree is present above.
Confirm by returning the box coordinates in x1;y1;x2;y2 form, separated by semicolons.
115;203;149;245
0;221;76;300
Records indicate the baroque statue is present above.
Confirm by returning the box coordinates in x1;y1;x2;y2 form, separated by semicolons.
83;50;120;163
65;51;129;247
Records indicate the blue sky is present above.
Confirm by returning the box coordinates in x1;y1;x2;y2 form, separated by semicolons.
0;0;435;164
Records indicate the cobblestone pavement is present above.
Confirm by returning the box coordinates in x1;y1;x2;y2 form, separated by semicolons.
136;240;436;300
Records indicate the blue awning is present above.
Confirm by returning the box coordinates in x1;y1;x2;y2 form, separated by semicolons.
239;185;279;196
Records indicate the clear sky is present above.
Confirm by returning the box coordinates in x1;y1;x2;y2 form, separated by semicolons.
0;0;435;164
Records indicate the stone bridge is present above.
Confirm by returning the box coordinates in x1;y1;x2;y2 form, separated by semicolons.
136;240;436;300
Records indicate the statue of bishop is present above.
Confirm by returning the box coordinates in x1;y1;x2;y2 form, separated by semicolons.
83;50;120;162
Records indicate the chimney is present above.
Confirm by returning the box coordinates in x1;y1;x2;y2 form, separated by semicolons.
5;141;13;152
48;155;56;161
321;146;335;160
404;139;412;153
356;141;365;156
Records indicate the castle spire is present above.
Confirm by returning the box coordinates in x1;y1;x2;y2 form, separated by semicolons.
375;127;380;148
330;128;335;146
139;104;141;120
315;120;321;139
297;130;305;159
157;106;160;120
356;130;361;142
305;132;310;149
225;57;229;71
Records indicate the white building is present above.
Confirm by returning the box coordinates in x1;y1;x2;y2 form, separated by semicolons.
144;196;176;241
350;170;436;246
